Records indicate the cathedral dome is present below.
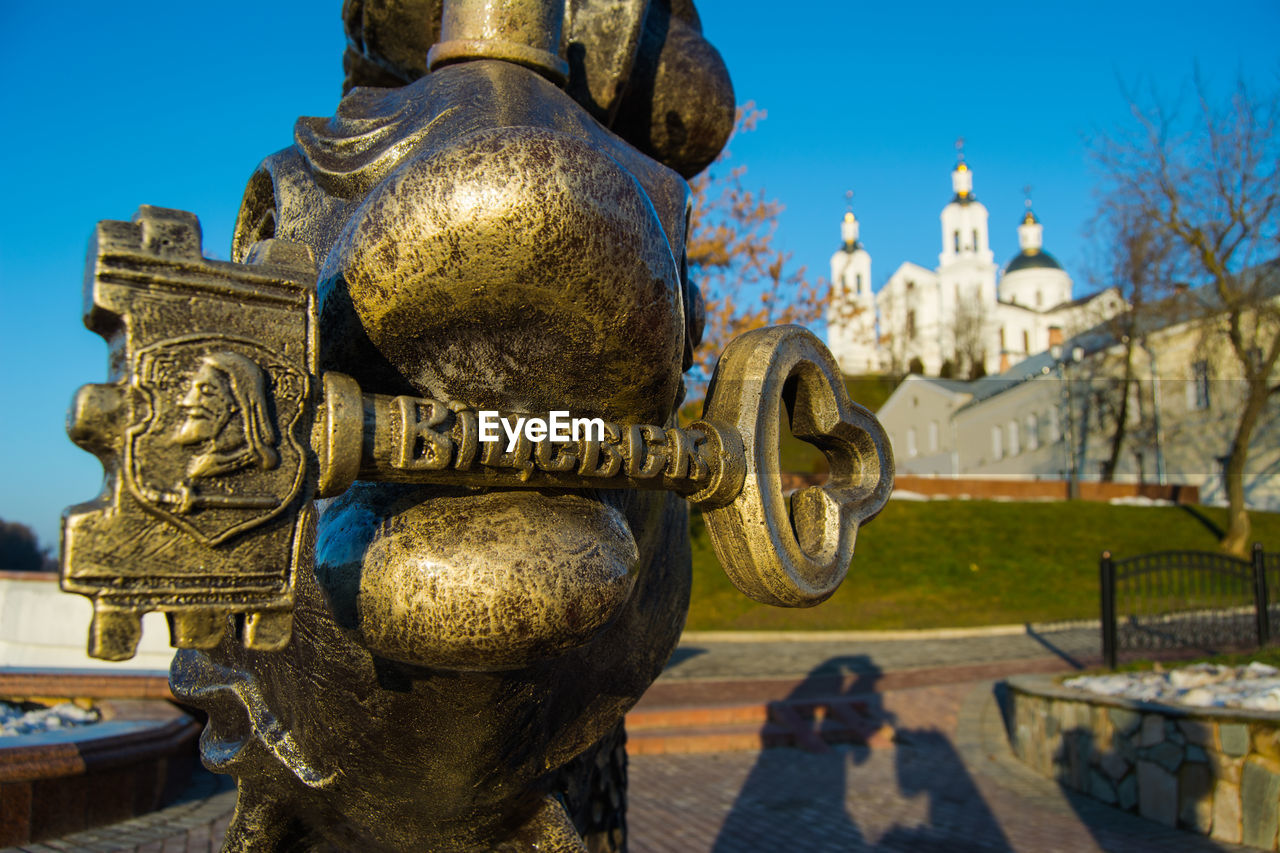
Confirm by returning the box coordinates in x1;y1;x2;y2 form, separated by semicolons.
1005;203;1063;273
1006;248;1063;273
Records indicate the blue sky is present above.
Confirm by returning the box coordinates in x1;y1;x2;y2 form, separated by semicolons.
1;1;1277;548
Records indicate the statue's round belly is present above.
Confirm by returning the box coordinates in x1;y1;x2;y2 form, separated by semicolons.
314;485;639;670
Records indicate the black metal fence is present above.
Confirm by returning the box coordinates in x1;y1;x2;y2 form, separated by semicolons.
1100;543;1274;669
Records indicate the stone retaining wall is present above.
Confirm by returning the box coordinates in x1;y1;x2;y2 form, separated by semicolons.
1006;674;1280;849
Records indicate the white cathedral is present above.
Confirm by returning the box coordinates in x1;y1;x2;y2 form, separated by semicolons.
826;155;1123;377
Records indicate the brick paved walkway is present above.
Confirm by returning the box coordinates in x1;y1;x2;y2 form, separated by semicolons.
627;681;1248;852
5;630;1247;852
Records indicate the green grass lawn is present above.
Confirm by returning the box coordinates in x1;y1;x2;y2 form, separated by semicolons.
778;375;899;475
686;501;1280;631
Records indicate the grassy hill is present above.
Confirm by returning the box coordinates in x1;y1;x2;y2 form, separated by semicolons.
779;374;900;475
686;500;1280;631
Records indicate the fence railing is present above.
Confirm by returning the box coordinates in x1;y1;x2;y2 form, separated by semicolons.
1100;543;1272;669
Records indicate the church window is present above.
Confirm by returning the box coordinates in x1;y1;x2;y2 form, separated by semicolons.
1048;407;1061;442
1022;330;1030;353
991;426;1003;460
972;229;979;250
1036;290;1042;307
856;273;863;293
1007;420;1020;456
928;421;939;452
906;427;918;458
953;230;960;252
907;310;916;340
999;328;1006;351
1026;414;1039;450
1189;361;1211;410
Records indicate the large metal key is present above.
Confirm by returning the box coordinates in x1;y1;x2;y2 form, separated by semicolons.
62;208;894;659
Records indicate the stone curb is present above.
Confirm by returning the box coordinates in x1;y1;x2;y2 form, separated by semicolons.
1008;673;1280;724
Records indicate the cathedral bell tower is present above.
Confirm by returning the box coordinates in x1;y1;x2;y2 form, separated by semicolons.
826;205;878;374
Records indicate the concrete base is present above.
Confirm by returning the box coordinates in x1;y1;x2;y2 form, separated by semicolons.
0;572;173;673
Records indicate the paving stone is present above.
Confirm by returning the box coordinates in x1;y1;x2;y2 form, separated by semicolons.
1110;708;1142;737
1139;714;1165;747
1254;723;1280;763
1220;723;1250;757
1089;770;1118;805
1144;741;1184;773
1212;779;1243;844
1241;758;1280;850
1178;761;1213;834
1137;760;1177;826
1210;749;1244;784
1178;719;1215;748
1100;746;1131;781
1117;772;1138;811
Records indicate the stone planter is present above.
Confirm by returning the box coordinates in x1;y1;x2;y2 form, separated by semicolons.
1006;673;1280;849
0;698;201;845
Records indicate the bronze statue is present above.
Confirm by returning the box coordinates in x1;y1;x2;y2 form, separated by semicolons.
61;2;893;849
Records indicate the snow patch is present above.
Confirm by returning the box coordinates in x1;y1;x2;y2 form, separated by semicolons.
0;700;101;737
1064;662;1280;712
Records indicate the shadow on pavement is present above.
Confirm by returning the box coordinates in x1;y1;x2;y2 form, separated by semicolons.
711;655;1014;852
664;646;707;672
1023;625;1091;670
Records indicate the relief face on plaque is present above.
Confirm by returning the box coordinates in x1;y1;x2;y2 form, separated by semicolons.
125;335;308;546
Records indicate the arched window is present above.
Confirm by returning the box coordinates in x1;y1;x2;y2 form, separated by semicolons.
972;229;979;250
1007;420;1020;456
1026;414;1039;450
991;426;1003;460
953;230;961;252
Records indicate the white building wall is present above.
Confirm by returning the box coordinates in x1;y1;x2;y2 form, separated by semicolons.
0;573;174;671
827;242;879;374
876;376;970;476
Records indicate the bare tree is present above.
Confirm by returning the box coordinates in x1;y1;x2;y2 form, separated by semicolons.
1094;72;1280;554
951;297;988;379
1085;202;1179;481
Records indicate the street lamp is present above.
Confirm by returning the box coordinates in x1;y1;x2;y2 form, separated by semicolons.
1050;344;1084;499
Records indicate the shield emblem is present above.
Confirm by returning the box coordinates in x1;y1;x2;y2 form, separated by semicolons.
62;206;318;660
125;335;308;545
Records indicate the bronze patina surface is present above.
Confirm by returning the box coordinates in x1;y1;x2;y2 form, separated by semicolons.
61;2;893;849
